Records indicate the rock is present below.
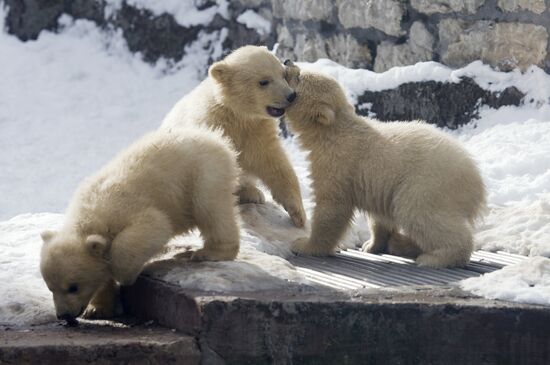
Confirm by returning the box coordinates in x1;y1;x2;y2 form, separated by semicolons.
374;21;434;72
276;31;372;69
337;0;404;36
411;0;486;14
0;320;200;365
4;0;65;40
439;19;548;71
356;77;524;129
122;274;550;365
497;0;546;14
272;0;333;21
113;3;202;63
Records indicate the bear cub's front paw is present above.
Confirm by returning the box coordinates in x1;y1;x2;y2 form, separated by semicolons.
82;303;115;320
237;185;265;204
284;202;307;228
291;237;333;256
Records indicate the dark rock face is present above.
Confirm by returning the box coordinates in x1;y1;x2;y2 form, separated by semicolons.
3;0;275;65
113;3;201;63
356;77;524;129
4;0;65;40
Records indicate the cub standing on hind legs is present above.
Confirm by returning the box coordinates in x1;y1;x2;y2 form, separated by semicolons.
161;46;306;228
283;61;487;268
40;128;240;323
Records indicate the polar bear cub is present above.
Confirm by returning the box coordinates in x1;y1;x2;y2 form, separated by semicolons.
161;46;306;228
40;128;240;321
284;61;486;268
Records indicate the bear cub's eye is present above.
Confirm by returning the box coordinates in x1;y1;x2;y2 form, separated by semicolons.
259;80;269;87
67;284;79;294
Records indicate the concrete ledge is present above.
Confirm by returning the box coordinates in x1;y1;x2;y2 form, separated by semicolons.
123;276;550;365
0;320;200;365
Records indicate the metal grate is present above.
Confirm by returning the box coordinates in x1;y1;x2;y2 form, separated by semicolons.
289;249;527;290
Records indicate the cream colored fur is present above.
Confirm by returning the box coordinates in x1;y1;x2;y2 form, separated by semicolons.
40;128;240;320
161;46;306;228
284;62;487;268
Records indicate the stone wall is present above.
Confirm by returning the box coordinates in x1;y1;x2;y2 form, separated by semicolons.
4;0;550;73
273;0;550;72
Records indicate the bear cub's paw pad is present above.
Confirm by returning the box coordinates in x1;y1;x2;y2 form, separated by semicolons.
292;237;333;256
362;240;385;254
190;247;238;262
82;304;115;320
238;186;266;205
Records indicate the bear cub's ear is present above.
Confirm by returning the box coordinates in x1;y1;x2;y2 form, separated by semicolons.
40;230;57;244
316;105;335;126
85;234;109;257
209;61;232;84
284;59;300;86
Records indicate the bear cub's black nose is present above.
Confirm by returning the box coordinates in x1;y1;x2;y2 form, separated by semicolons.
287;91;297;103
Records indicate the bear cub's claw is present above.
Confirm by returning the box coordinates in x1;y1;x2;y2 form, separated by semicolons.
362;240;386;254
285;203;307;228
82;303;115;320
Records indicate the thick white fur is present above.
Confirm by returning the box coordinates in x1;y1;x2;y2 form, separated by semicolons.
161;46;306;228
40;128;240;319
284;63;487;268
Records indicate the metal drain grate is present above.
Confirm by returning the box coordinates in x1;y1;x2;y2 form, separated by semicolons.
289;249;527;290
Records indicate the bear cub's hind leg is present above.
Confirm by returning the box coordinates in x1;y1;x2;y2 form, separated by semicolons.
192;179;240;261
362;218;393;254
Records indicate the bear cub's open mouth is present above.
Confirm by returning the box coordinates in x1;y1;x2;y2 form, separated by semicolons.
266;106;285;118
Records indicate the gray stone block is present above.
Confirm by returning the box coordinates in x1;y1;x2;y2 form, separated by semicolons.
337;0;405;36
439;19;548;71
497;0;546;14
0;320;200;365
411;0;486;14
374;21;434;72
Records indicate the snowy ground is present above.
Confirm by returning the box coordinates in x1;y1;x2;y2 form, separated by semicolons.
1;13;550;325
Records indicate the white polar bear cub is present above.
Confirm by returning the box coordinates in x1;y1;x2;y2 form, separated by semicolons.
284;61;487;268
161;46;306;228
40;128;240;322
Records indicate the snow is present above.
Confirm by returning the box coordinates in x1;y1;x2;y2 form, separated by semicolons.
299;59;550;105
236;10;271;36
0;214;62;325
104;0;229;27
1;10;550;325
461;257;550;306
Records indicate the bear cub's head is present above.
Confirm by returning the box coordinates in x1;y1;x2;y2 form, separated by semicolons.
209;46;296;119
283;60;354;132
40;230;110;321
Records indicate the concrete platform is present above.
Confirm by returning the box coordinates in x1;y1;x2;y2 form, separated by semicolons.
0;319;200;365
121;250;550;365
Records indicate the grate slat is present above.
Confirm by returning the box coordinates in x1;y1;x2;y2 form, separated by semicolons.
290;249;526;290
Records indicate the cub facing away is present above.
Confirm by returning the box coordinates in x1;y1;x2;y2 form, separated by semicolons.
284;61;486;268
40;129;240;322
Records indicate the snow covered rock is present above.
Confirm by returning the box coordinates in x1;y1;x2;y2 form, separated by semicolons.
356;77;524;128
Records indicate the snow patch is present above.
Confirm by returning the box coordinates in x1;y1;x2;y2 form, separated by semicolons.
299;59;550;105
103;0;228;27
461;257;550;306
237;10;271;36
0;214;62;326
